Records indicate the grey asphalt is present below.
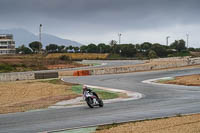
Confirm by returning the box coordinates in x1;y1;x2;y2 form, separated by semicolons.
0;68;200;133
77;60;145;68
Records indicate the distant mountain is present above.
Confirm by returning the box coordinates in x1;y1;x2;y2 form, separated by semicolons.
0;28;82;47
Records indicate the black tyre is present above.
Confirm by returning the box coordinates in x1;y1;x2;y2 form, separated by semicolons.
86;97;94;108
98;99;104;107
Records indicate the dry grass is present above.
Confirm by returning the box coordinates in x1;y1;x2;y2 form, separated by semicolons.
0;54;86;72
190;52;200;57
0;79;80;114
96;114;200;133
46;53;109;60
163;74;200;86
47;63;86;69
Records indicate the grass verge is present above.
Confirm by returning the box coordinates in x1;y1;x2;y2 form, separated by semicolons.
156;77;175;83
158;74;200;86
71;85;119;100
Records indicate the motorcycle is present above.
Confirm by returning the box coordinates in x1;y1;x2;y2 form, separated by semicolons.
83;89;104;108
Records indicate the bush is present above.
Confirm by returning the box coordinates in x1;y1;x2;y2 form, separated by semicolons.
59;55;70;61
120;44;137;57
0;64;15;72
148;50;158;59
168;54;174;57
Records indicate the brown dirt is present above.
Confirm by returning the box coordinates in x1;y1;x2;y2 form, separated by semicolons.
46;53;109;60
162;74;200;86
0;54;86;72
0;79;80;114
47;63;86;69
96;114;200;133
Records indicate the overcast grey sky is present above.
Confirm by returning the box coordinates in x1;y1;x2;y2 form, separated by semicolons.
0;0;200;47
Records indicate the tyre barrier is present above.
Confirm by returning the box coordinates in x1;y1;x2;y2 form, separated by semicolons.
34;72;58;79
73;70;90;76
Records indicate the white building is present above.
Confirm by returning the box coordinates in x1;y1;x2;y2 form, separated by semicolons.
0;34;15;54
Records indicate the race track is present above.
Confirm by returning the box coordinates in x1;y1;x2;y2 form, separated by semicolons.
0;68;200;133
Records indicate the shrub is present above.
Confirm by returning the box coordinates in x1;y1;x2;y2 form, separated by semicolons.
0;64;15;72
59;55;70;61
148;50;158;58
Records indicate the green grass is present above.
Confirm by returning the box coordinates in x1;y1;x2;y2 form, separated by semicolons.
46;79;60;84
0;64;16;73
55;127;97;133
38;80;120;100
71;85;119;100
38;79;60;84
0;63;38;73
38;79;74;86
91;63;101;66
156;77;175;83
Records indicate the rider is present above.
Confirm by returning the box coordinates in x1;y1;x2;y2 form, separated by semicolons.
82;85;99;98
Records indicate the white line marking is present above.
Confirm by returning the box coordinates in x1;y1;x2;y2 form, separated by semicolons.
142;77;174;85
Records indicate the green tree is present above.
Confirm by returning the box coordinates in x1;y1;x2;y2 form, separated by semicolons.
46;44;58;53
141;42;152;52
151;43;168;57
29;41;42;53
97;43;111;53
148;50;157;58
110;40;117;53
87;44;98;53
136;44;142;52
120;44;137;57
104;45;111;53
73;47;80;53
170;40;186;52
80;45;88;53
58;45;65;53
68;45;73;50
16;45;32;54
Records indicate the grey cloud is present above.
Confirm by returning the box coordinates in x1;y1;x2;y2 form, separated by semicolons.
0;0;199;46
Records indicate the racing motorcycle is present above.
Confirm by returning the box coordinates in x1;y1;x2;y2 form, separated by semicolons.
83;88;104;108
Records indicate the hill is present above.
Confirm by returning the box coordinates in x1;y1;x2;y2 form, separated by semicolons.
0;28;82;47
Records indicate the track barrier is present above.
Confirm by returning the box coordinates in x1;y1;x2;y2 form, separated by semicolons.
73;70;90;76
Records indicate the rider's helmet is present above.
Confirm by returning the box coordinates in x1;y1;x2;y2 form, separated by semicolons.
83;85;88;91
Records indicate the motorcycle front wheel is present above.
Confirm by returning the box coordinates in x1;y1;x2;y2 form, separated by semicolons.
98;99;104;107
86;97;94;108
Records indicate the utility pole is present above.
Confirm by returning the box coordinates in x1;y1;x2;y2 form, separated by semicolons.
39;24;42;43
166;36;170;46
118;33;122;44
186;34;189;48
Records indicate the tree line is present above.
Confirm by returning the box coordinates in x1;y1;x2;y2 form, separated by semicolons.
16;39;200;58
